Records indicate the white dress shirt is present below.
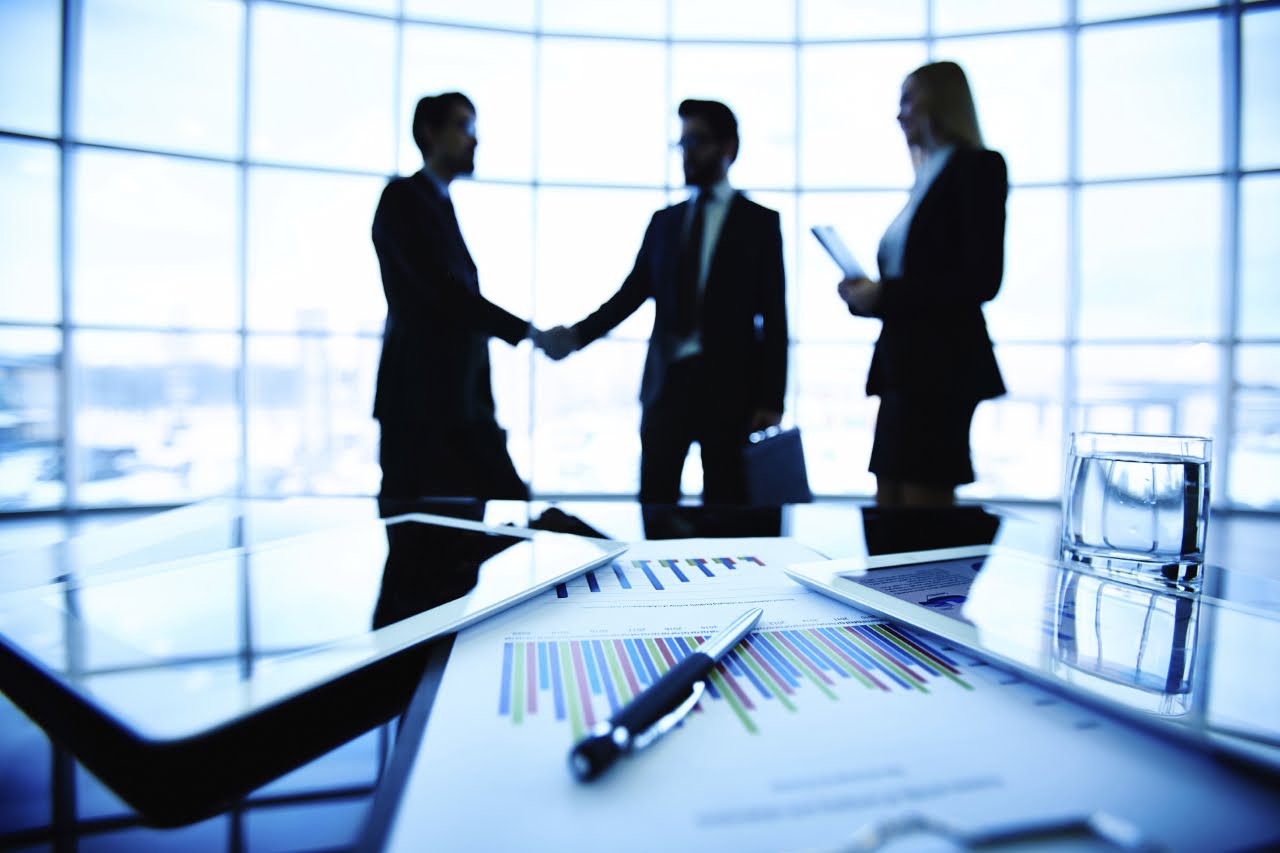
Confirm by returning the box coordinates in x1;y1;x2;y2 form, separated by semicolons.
878;146;954;280
674;176;734;360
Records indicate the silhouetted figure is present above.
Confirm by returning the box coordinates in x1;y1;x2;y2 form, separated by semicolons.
371;93;541;517
837;62;1007;508
540;99;788;505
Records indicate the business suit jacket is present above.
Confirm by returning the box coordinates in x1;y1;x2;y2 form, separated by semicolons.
571;192;788;422
371;172;528;427
867;147;1007;401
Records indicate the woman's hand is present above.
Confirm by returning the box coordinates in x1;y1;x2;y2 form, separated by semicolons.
837;277;882;316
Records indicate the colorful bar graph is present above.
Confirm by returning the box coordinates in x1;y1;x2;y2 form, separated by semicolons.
497;623;973;740
554;556;767;599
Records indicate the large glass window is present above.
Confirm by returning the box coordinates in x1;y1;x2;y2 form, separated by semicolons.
71;150;240;330
4;0;1279;513
79;0;243;158
0;139;59;325
0;0;61;138
1079;17;1221;180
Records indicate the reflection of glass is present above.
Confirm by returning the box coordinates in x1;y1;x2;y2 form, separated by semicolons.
1052;569;1199;716
79;0;243;158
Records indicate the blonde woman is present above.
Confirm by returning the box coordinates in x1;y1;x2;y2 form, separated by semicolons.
838;61;1007;507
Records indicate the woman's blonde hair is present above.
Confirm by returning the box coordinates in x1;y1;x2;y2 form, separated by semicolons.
909;61;984;149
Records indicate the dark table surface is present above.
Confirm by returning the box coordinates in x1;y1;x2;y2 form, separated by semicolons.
0;497;1275;852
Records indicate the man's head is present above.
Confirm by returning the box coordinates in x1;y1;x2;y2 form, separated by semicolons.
412;92;477;181
677;99;739;188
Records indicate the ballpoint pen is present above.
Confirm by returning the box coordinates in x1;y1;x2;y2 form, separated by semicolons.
568;607;764;782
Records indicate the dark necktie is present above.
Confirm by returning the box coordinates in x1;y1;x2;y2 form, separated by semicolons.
674;192;708;338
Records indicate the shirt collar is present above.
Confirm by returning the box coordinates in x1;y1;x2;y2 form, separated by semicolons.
420;166;452;199
691;176;733;206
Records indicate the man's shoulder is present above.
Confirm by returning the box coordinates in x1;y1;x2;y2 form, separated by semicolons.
729;192;781;227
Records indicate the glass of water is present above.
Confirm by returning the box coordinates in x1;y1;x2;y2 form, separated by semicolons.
1061;432;1211;586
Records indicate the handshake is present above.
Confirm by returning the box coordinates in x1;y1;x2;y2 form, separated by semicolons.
531;325;580;361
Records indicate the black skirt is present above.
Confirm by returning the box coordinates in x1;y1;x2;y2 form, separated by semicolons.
868;392;980;486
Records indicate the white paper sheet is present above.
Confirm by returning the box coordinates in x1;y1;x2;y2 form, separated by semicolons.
382;537;1280;852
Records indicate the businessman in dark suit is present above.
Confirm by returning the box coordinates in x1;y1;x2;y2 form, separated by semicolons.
371;92;537;516
541;99;788;504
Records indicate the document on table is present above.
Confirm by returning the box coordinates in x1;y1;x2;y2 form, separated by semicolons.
379;537;1280;853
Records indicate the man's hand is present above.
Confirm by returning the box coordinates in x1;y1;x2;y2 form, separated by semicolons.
534;325;580;361
748;409;783;433
837;276;882;316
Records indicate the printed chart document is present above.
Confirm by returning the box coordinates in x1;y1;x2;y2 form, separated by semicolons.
380;538;1280;853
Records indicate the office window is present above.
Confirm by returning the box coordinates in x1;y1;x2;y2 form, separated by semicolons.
1078;0;1220;22
246;335;380;497
399;25;536;180
968;344;1065;500
0;0;61;137
1242;8;1280;170
533;186;668;337
5;1;1279;513
672;44;797;190
933;0;1066;34
802;0;926;39
986;187;1069;342
1073;344;1220;439
246;168;386;334
538;37;667;186
794;190;904;343
71;330;240;507
940;31;1069;184
791;342;878;497
0;139;59;325
403;0;534;30
1078;179;1222;340
1232;346;1280;510
671;0;795;41
1079;17;1221;180
1239;175;1280;339
71;149;240;330
532;340;645;493
0;327;62;511
249;4;395;172
799;42;926;189
79;0;243;158
540;0;666;37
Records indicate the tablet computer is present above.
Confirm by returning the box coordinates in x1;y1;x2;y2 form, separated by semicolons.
0;510;625;822
811;225;867;280
786;546;1280;776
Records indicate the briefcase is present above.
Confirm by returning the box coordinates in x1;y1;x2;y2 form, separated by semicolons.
742;427;813;505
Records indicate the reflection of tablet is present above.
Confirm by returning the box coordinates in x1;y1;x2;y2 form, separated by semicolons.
787;546;1280;776
0;512;625;821
811;225;866;279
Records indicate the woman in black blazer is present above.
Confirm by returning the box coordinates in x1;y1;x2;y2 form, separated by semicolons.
838;61;1007;507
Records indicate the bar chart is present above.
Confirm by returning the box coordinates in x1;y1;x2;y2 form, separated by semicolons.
497;621;973;740
554;555;767;598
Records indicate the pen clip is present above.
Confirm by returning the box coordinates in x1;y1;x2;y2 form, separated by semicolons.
631;680;706;752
